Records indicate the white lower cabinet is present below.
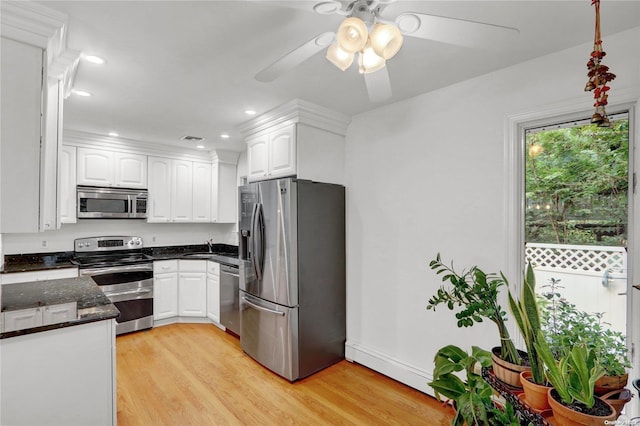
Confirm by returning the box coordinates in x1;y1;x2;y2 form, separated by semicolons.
178;259;207;317
153;260;178;320
206;261;221;323
2;302;77;333
1;320;116;426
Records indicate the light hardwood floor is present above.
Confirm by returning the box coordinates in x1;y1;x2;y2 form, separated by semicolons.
116;323;454;425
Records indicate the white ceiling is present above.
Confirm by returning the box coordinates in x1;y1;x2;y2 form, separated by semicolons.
38;1;640;152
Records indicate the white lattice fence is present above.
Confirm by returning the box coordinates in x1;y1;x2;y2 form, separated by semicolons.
525;243;626;274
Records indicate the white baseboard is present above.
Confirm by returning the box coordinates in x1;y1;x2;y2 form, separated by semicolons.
345;340;435;397
153;317;225;330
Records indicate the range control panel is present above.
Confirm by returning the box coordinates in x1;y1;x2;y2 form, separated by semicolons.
75;236;143;252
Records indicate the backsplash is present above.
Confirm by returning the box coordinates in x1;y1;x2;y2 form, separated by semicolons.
1;220;238;255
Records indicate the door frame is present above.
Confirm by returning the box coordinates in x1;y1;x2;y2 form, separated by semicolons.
504;93;639;416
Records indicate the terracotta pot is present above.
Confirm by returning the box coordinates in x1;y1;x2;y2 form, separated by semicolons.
600;388;632;418
491;347;530;388
547;388;617;426
594;373;628;396
520;371;551;411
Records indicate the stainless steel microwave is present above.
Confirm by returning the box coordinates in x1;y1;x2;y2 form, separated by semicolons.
77;186;148;219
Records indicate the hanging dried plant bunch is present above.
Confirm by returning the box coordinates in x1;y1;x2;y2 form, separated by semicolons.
585;0;616;127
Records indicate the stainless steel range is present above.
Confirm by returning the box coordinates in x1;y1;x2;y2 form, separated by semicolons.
73;236;153;335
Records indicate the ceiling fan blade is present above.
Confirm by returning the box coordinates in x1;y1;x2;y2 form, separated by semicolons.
255;32;335;82
395;12;519;49
364;67;392;103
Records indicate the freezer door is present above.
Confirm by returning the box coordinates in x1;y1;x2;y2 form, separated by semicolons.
244;179;298;306
240;291;299;381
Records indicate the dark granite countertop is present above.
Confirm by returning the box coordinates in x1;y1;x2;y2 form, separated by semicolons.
1;251;77;274
1;276;119;339
146;244;241;267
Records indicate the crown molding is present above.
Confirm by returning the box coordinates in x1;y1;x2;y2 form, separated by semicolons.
63;129;239;165
238;99;351;137
1;1;67;50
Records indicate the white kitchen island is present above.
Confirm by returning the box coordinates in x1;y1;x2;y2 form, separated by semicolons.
0;277;118;426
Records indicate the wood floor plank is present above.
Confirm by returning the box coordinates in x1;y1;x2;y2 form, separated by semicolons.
116;323;454;425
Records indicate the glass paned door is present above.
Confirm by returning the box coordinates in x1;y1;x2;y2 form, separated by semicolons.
524;114;629;335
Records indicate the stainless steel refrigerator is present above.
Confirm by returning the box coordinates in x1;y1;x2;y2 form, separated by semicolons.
238;178;346;381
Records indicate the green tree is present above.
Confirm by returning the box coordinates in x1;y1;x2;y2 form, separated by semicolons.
525;119;628;246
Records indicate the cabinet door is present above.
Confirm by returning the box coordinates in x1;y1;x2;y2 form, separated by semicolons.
0;38;43;233
114;152;147;189
77;148;114;186
154;272;178;320
147;157;172;223
207;262;221;323
171;160;193;222
268;125;296;178
192;162;212;222
40;78;63;231
58;145;77;225
178;272;207;317
246;134;269;182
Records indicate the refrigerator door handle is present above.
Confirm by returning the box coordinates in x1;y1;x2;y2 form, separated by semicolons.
253;203;265;281
250;203;259;279
241;296;285;317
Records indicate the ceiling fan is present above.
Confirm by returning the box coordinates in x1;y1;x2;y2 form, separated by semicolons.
254;0;519;102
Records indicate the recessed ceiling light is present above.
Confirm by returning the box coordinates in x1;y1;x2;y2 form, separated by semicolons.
245;109;256;116
84;55;105;64
196;144;205;149
108;132;119;137
220;133;230;139
71;89;92;97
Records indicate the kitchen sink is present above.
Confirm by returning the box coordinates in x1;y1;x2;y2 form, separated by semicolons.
181;252;216;259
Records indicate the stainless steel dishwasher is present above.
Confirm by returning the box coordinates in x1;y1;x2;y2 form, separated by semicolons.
220;264;240;336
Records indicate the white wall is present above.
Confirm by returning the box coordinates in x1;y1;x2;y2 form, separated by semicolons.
2;221;236;254
344;26;640;395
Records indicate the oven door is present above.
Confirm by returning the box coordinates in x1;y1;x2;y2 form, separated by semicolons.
77;188;132;219
80;263;154;334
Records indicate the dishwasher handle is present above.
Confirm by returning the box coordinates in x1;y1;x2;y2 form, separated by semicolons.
220;265;239;277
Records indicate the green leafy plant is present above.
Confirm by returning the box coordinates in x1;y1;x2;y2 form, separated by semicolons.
428;254;520;365
507;263;545;384
538;278;630;376
428;345;520;426
535;332;605;408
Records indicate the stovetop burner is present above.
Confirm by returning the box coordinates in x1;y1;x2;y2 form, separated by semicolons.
72;252;153;269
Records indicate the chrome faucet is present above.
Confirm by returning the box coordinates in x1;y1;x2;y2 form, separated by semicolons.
206;239;214;253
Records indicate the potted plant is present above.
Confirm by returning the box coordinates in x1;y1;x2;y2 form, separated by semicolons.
428;345;520;426
428;254;528;387
534;332;616;425
507;263;550;410
538;279;631;396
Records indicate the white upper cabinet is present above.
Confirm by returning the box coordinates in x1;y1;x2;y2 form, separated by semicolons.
77;148;114;186
241;99;350;185
58;145;77;225
192;162;212;222
77;148;147;189
170;160;193;222
147;156;172;222
246;134;269;181
148;154;238;224
246;125;295;182
268;125;296;178
115;152;148;188
0;2;79;233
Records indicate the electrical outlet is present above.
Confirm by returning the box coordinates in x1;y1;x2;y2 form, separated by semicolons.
41;240;47;248
152;236;156;243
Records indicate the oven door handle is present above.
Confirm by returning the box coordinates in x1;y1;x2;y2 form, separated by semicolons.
107;288;153;298
80;263;153;275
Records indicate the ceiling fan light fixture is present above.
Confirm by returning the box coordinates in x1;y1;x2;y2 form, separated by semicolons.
358;43;385;74
369;22;403;59
326;43;354;71
336;17;368;53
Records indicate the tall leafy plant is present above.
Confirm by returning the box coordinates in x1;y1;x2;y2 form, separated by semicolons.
428;254;520;365
507;263;545;384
